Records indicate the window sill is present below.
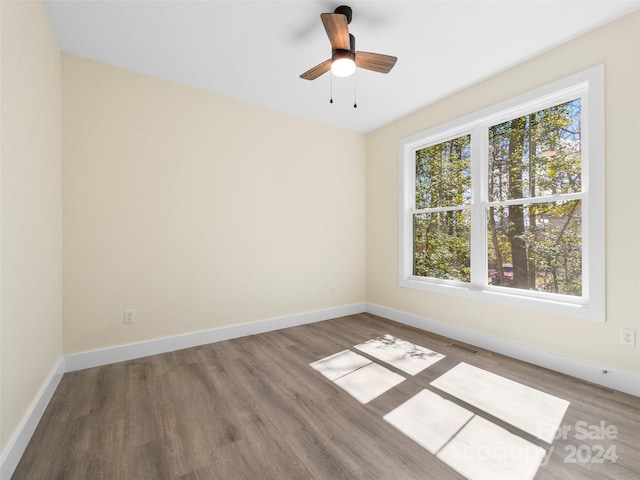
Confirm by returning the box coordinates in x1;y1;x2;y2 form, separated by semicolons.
400;276;604;322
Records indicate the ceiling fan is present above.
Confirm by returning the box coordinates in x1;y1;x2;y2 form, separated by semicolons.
299;5;397;80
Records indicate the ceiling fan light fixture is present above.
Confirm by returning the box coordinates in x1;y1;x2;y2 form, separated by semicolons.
299;6;397;83
331;51;356;77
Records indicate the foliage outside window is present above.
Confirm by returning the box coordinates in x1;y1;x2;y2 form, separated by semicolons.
487;100;582;296
414;135;471;282
399;67;604;321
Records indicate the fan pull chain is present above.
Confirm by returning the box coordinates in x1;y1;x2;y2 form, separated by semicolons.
353;71;358;108
329;74;334;104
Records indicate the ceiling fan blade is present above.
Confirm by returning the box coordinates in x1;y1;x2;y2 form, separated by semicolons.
356;51;397;73
300;59;332;80
321;13;350;50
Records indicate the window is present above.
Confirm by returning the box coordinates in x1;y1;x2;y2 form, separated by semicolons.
413;134;471;282
399;66;604;321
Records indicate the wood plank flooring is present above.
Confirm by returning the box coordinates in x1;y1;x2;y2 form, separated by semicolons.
12;313;640;479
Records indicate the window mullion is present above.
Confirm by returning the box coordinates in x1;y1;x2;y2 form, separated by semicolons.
413;204;471;214
470;125;487;289
487;192;585;208
399;144;416;284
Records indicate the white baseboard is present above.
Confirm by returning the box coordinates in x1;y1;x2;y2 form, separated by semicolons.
366;303;640;397
65;303;367;372
0;357;65;480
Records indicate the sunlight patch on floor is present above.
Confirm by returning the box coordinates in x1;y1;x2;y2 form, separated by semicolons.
384;389;474;454
310;338;570;480
309;350;372;381
310;350;405;404
431;362;570;443
355;334;446;375
437;415;546;480
333;363;406;404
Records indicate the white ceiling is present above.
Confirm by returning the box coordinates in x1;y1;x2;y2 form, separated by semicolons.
43;0;640;133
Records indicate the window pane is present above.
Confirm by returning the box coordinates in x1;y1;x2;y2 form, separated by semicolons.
487;200;582;296
416;135;471;209
489;99;581;202
414;210;471;282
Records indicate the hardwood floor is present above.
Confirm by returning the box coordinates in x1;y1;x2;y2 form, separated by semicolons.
12;313;640;479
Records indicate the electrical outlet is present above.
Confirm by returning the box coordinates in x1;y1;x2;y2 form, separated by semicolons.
619;328;636;346
329;285;335;295
124;309;135;324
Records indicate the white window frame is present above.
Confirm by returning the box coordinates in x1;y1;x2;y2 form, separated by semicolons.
399;65;605;322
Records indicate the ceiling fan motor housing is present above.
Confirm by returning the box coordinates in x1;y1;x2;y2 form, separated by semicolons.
334;5;353;24
332;33;356;61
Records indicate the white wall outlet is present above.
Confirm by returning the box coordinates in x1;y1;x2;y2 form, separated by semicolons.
619;328;636;346
124;309;135;324
329;285;335;295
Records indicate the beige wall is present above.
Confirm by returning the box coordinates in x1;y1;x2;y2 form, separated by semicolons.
366;11;640;374
62;54;366;354
1;0;63;452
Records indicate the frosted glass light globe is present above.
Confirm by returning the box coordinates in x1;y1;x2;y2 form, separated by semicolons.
331;56;356;77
